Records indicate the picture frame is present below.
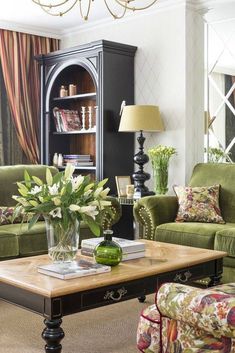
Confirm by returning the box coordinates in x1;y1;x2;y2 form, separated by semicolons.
115;176;132;197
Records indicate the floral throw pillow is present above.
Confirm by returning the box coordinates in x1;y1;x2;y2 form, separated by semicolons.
173;185;225;223
0;207;32;225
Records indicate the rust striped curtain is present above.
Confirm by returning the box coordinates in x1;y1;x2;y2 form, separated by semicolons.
0;30;59;163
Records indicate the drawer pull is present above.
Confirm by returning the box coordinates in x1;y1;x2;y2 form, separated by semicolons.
174;270;192;283
104;287;127;301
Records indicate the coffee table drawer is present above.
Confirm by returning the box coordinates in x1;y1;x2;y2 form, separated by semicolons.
157;261;216;286
81;276;157;310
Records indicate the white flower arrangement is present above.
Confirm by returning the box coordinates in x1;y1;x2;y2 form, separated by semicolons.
13;164;112;236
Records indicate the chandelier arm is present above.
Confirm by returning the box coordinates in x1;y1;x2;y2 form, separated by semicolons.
32;0;71;8
31;0;158;19
104;0;127;19
38;0;79;16
79;0;92;20
114;0;158;11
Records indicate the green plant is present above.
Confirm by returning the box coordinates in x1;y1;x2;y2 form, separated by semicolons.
148;145;176;195
148;145;176;168
206;147;230;163
12;164;111;236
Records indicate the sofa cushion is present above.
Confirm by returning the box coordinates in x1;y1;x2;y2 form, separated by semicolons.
156;222;235;249
174;185;225;224
0;220;97;257
0;222;48;256
222;266;235;283
0;231;19;259
0;165;58;206
215;228;235;259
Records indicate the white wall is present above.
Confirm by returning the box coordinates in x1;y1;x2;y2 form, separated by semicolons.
61;3;204;191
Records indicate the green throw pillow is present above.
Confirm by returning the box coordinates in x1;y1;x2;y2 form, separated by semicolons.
173;185;225;224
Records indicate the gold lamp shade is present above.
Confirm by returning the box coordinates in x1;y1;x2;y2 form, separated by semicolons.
118;105;164;198
119;105;164;132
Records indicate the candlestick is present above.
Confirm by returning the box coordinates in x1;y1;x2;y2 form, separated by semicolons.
88;106;92;130
81;106;86;131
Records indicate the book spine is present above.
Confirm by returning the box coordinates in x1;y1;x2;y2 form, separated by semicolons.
53;108;62;132
81;247;145;260
59;109;69;131
81;242;144;253
122;251;145;261
81;248;93;257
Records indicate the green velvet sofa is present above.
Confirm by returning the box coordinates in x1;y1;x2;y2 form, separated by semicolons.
0;165;121;261
134;163;235;283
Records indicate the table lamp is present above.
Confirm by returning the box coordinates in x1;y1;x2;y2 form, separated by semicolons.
119;105;164;198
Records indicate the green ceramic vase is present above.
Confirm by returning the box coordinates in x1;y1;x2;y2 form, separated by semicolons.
94;230;122;266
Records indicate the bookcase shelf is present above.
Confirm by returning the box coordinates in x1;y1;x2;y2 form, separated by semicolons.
53;92;96;101
59;166;96;170
36;40;137;194
53;130;96;135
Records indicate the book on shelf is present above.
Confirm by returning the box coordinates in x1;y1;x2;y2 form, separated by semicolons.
52;108;82;132
63;154;91;159
65;162;94;167
81;247;145;261
63;154;93;167
60;109;82;131
63;160;93;165
38;259;111;280
53;107;63;132
81;237;145;254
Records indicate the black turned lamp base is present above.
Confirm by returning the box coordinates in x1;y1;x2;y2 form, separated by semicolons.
133;131;155;198
133;188;155;199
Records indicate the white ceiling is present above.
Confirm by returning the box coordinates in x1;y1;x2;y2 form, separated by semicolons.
0;0;234;38
0;0;164;37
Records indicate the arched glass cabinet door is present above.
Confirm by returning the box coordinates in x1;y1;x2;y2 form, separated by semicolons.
205;12;235;163
44;58;99;180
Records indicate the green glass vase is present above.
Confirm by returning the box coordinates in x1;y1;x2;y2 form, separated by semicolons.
94;230;122;266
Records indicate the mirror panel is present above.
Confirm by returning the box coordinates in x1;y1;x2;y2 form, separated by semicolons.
205;17;235;162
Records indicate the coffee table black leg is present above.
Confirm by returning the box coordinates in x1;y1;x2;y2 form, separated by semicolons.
138;295;146;303
42;318;65;353
208;275;222;287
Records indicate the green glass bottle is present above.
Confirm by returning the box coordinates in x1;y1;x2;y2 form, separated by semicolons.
94;230;122;266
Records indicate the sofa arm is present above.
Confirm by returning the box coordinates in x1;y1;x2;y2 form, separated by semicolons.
133;196;178;240
101;196;121;230
157;282;235;338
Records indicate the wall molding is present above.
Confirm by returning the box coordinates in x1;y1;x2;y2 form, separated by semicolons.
61;0;187;38
0;0;233;39
0;20;60;39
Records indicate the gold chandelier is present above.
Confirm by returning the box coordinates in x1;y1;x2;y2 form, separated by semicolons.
32;0;158;20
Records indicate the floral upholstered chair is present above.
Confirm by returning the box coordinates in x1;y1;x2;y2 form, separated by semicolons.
137;282;235;353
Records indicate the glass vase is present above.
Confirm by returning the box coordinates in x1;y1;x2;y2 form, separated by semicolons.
45;218;79;263
153;165;169;195
94;230;122;266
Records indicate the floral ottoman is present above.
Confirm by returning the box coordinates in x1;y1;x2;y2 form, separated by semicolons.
137;283;235;353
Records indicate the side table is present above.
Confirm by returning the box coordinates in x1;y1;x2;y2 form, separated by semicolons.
112;197;135;240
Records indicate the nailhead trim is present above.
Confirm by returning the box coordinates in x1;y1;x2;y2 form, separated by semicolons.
138;206;154;240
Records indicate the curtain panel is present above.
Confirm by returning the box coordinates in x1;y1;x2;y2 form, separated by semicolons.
0;30;59;163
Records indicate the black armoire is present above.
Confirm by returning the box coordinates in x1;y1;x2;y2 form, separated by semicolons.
36;40;137;194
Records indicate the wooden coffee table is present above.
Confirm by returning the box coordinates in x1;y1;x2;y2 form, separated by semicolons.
0;240;226;353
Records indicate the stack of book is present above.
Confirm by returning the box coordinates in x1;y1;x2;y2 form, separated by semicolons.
63;154;93;167
81;237;145;261
53;107;82;132
38;259;111;280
